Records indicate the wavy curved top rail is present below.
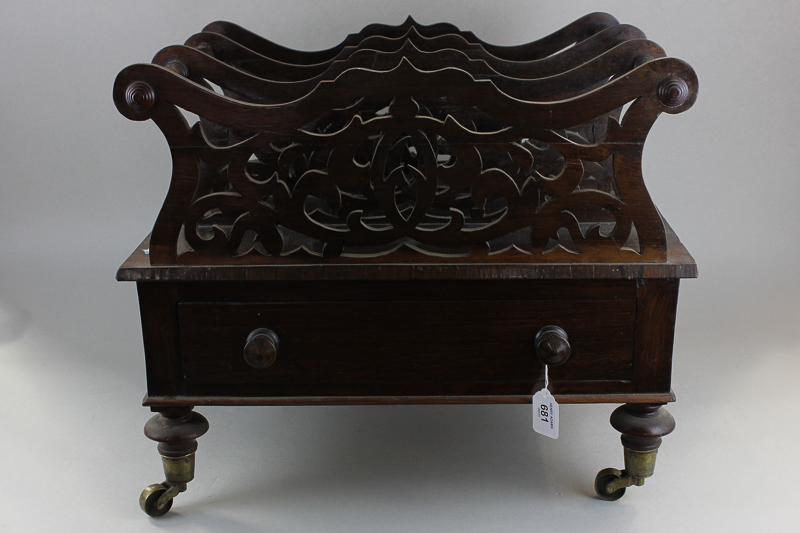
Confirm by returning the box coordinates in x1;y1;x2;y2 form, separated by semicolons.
202;13;620;65
153;39;666;106
115;16;697;267
183;24;646;83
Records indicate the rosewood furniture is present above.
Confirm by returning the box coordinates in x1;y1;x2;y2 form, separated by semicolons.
114;13;697;516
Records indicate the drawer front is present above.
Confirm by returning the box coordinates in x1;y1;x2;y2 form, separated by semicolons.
178;299;635;396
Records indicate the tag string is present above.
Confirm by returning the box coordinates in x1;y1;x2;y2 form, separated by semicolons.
544;364;549;390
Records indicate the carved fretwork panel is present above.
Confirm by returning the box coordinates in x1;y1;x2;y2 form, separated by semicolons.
114;17;697;265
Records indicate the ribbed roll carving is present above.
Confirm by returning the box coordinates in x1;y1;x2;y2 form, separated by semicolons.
124;81;156;112
657;78;690;107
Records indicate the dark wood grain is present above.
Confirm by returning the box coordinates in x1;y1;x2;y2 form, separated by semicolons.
114;17;697;266
182;24;647;82
137;283;182;396
610;403;675;450
202;13;621;64
177;299;634;396
117;223;696;281
151;39;666;105
118;17;697;507
145;406;209;457
131;271;684;402
632;279;680;393
143;390;675;406
173;278;637;302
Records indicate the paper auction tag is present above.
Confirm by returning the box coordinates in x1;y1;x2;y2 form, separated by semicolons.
533;388;559;439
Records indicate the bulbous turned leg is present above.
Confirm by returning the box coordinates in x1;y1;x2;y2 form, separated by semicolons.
595;403;675;501
140;406;209;517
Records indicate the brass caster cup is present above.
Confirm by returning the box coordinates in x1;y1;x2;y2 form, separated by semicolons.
161;452;196;485
623;447;659;485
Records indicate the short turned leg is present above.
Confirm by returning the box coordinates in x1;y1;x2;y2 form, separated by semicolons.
139;406;209;517
595;403;675;501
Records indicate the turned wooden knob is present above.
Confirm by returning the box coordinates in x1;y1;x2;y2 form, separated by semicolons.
535;325;570;366
243;328;279;369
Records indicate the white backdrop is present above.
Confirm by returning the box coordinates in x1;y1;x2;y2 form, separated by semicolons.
1;1;799;531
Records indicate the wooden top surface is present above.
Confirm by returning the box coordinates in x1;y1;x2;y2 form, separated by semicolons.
117;220;695;282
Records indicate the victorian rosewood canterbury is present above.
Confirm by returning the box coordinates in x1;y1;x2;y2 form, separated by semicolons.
114;13;697;516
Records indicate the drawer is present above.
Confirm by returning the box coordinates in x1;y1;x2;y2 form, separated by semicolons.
178;299;635;397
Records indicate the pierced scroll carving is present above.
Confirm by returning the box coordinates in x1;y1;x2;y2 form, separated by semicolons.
114;15;697;265
179;97;635;260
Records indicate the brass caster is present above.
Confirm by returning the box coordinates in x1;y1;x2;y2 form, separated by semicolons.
140;482;179;517
594;468;631;501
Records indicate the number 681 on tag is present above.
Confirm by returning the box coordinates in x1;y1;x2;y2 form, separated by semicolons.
533;388;559;439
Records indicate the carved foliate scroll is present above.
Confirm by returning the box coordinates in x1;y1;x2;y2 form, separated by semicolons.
114;15;697;265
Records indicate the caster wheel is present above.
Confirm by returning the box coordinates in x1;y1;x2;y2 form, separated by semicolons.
595;468;627;501
140;483;174;517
